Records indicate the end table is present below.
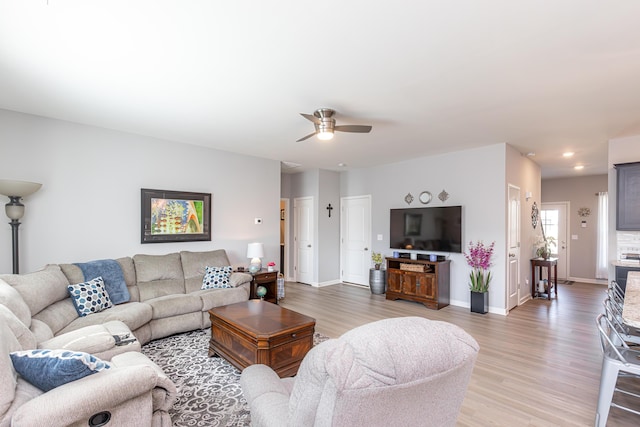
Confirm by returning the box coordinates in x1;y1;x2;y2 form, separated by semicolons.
250;269;278;304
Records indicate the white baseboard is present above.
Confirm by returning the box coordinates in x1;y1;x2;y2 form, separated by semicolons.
567;276;607;286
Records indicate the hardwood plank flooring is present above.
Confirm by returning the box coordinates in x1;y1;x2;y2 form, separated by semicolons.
278;281;640;426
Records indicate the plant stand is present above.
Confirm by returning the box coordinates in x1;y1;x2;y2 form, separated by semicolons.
369;269;387;295
470;291;488;314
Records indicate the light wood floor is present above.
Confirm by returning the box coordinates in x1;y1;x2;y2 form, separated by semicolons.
278;281;640;426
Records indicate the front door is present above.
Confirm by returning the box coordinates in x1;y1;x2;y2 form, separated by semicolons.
340;195;371;286
294;197;314;285
508;185;520;310
541;202;569;280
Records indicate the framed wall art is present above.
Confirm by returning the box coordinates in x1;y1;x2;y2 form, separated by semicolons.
141;188;211;243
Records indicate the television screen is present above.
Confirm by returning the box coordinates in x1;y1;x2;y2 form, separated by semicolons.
389;206;462;253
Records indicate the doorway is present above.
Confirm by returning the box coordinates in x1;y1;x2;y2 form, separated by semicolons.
541;202;569;280
340;195;372;286
507;185;520;310
294;196;314;285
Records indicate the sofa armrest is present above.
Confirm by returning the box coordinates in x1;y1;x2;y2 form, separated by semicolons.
240;364;291;427
230;272;252;287
11;365;158;426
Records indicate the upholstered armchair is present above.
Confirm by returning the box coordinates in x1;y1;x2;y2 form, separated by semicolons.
240;316;479;427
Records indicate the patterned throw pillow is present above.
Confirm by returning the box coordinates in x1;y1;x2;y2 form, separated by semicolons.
202;266;233;289
67;276;113;317
10;349;111;392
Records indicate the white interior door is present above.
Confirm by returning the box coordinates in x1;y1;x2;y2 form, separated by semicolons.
340;195;371;286
294;197;314;285
541;202;568;280
507;185;520;310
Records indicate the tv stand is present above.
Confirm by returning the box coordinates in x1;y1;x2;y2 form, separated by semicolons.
385;257;450;309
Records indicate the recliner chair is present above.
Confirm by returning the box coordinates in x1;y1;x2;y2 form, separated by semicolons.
240;316;479;427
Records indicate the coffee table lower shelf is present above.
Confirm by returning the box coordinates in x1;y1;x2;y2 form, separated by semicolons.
208;301;315;377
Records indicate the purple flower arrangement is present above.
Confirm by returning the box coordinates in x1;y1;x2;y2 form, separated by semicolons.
464;240;495;292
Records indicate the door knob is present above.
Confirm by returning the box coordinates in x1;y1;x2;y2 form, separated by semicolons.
509;253;515;258
307;244;311;248
364;247;369;251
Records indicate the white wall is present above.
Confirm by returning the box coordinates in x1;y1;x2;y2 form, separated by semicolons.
0;109;281;273
506;145;541;304
318;170;340;284
341;143;508;313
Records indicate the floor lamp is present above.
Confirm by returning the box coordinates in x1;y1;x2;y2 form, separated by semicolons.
0;179;42;274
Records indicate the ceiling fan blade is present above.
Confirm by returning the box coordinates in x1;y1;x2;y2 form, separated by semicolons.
296;131;318;142
300;113;321;124
334;124;372;133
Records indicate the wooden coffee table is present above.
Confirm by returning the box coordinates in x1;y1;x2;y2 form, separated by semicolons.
208;300;316;377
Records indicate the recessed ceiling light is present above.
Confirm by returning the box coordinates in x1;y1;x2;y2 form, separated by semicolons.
574;165;584;170
338;163;347;167
563;152;574;158
526;152;535;157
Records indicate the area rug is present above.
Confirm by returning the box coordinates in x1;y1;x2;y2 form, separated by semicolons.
141;329;329;426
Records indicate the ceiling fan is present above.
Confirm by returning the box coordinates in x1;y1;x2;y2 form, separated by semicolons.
296;108;372;142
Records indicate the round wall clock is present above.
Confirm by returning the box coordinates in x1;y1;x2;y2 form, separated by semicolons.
531;202;539;229
419;191;432;204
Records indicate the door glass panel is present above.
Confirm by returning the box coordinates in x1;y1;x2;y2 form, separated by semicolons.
541;209;559;256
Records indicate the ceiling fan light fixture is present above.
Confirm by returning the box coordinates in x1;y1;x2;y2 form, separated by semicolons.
317;130;334;140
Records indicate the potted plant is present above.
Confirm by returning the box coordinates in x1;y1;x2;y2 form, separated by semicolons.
535;222;556;259
369;252;386;294
464;240;495;314
371;252;383;270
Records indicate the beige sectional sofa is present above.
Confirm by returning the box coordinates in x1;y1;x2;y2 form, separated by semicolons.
0;248;252;426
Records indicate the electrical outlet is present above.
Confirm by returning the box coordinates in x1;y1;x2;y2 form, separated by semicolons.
377;234;383;241
254;218;262;224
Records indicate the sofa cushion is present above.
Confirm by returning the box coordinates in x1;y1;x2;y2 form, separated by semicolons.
57;302;153;336
10;348;111;392
0;265;69;316
146;294;203;319
32;299;79;336
0;304;37;350
134;253;185;301
202;266;233;289
181;249;231;293
0;321;21;420
0;279;32;327
67;277;113;317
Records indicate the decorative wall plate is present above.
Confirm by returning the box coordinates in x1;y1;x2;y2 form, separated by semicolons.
419;191;432;204
438;190;449;202
404;193;414;205
531;202;539;229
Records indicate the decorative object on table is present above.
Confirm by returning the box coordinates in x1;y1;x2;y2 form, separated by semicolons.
419;191;432;204
404;193;414;205
577;207;591;217
255;285;267;300
464;240;495;314
371;252;383;270
438;189;449;202
277;273;285;300
247;242;264;273
0;179;43;274
141;188;211;244
535;220;556;259
531;201;539;229
267;262;276;272
326;203;333;217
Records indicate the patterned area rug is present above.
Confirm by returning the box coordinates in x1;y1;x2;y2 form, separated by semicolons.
142;329;329;426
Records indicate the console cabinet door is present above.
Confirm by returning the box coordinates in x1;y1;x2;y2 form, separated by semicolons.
387;270;403;293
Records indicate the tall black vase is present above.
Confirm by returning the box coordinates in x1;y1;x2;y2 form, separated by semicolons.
470;291;488;314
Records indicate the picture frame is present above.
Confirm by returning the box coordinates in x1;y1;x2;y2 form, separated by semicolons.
141;188;211;243
404;213;422;236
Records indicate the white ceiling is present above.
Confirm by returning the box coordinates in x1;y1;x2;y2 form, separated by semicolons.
2;1;640;178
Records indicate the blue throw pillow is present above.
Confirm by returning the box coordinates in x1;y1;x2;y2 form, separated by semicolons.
67;277;113;317
202;266;233;289
10;349;111;392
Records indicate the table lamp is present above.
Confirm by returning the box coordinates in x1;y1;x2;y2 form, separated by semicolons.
247;242;264;273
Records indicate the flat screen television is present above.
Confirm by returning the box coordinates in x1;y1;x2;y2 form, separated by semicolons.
390;206;463;253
